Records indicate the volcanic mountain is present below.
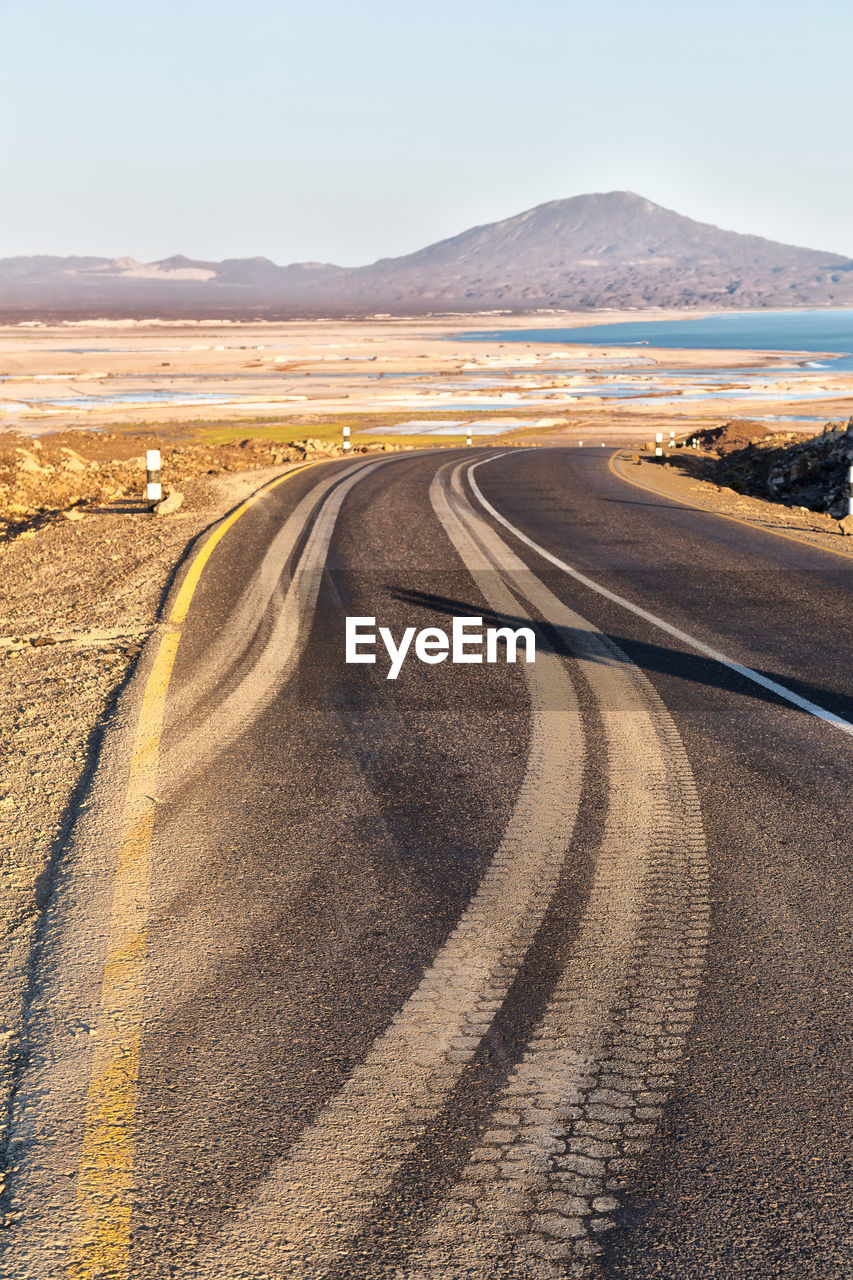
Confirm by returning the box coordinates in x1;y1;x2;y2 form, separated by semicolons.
2;192;852;318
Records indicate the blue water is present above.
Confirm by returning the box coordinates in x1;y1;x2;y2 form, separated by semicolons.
33;392;233;409
464;310;853;373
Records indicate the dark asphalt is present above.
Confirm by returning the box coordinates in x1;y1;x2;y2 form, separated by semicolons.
475;449;853;1279
136;454;539;1275
13;446;853;1278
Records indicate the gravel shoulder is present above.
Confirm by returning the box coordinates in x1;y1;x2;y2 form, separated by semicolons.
0;460;314;1142
612;452;853;561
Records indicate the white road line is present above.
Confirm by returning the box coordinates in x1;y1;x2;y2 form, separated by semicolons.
469;453;853;738
406;460;708;1278
197;463;586;1276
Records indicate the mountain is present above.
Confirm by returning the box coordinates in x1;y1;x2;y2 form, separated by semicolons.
2;192;853;318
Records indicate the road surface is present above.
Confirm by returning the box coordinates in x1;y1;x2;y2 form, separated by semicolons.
3;447;852;1279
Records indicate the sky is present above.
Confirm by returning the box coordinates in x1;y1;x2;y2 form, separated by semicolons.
3;0;853;264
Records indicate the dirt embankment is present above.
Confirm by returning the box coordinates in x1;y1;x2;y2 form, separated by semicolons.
648;418;853;526
0;430;403;542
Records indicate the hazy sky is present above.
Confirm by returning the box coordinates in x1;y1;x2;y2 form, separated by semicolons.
3;0;852;263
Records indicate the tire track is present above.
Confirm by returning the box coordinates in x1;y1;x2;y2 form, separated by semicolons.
196;464;585;1277
159;457;390;789
402;460;708;1278
165;459;378;728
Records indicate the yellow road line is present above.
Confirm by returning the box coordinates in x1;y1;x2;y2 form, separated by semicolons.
608;451;853;562
70;463;316;1278
70;632;178;1279
169;464;315;625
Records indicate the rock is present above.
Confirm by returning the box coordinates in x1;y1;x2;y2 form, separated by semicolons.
153;490;184;516
59;448;87;473
62;508;85;522
838;513;853;536
15;449;50;475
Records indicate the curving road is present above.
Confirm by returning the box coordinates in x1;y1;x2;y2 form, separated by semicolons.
3;447;852;1279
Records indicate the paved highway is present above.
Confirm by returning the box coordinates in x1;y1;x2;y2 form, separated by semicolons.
3;447;852;1279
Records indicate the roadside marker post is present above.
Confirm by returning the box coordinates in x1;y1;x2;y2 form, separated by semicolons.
342;425;351;452
466;431;472;447
579;440;583;447
669;430;675;449
146;449;162;509
655;432;663;458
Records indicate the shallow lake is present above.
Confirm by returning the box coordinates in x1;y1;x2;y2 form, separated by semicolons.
464;310;853;373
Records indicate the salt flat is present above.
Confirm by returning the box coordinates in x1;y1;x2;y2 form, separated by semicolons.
1;311;851;445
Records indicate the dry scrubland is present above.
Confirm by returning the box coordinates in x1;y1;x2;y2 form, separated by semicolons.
0;430;407;542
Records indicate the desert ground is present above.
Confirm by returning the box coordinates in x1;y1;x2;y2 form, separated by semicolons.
2;311;852;451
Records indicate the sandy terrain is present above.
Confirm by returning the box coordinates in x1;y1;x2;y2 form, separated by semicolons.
2;313;851;448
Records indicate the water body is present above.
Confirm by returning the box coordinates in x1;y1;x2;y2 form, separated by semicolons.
464;310;853;373
24;392;234;410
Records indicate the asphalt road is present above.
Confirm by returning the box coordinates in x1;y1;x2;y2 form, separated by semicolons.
3;446;852;1279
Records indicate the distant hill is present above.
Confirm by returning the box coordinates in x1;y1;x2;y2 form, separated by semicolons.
3;192;853;318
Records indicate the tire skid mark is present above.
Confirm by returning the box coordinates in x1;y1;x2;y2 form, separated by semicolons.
318;676;607;1280
165;459;379;729
197;463;585;1277
403;461;709;1280
159;458;390;790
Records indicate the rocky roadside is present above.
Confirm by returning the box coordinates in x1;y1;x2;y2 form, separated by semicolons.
633;418;853;541
0;442;380;1154
696;419;853;523
0;429;408;542
617;446;853;558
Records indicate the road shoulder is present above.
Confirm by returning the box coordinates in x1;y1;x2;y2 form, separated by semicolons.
611;451;853;561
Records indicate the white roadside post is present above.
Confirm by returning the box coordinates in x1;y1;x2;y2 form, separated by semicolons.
669;430;675;450
466;429;472;447
146;449;162;510
342;425;351;452
655;432;663;458
579;440;584;447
